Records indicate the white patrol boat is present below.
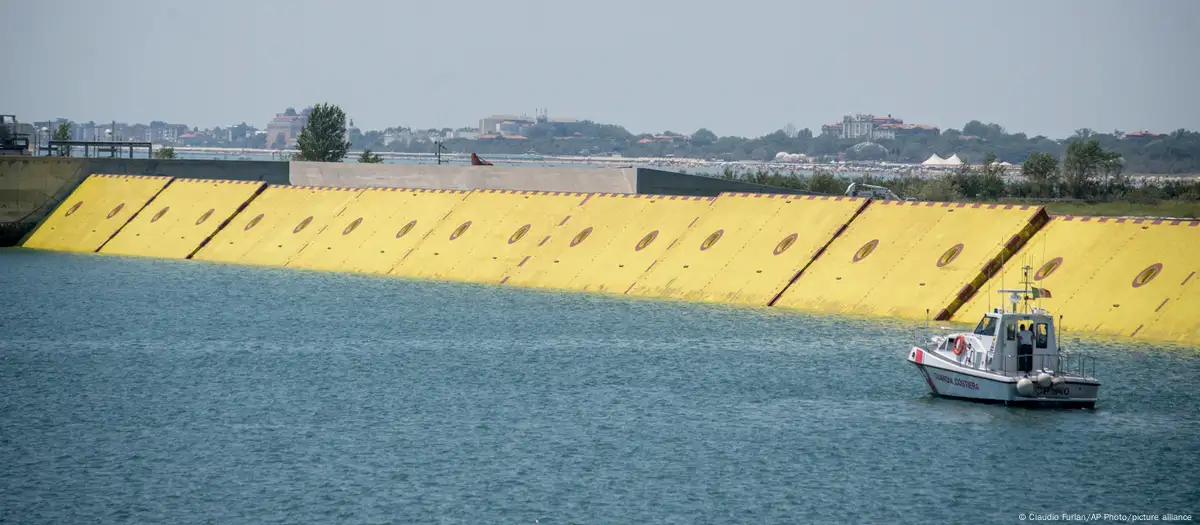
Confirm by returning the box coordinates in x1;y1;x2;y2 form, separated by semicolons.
906;266;1101;409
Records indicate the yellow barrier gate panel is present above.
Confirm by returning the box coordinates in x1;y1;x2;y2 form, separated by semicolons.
452;191;591;284
957;217;1200;343
194;186;323;264
501;193;652;290
1071;220;1200;340
101;179;265;259
1140;256;1200;344
568;196;716;295
283;187;392;273
626;193;786;302
237;186;361;267
702;195;867;306
957;217;1200;344
23;174;172;252
775;201;1046;320
390;190;529;280
346;189;471;275
285;188;469;274
953;217;1141;329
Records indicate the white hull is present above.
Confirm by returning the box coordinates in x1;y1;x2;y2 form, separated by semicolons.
907;347;1099;409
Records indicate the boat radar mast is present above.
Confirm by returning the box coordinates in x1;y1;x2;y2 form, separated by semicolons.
994;265;1051;315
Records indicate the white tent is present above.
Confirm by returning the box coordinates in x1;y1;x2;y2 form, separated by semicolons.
921;154;946;166
943;154;963;166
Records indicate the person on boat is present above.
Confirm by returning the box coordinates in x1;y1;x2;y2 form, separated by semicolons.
1017;324;1034;372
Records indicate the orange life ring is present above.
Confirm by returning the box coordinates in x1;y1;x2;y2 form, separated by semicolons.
953;335;967;355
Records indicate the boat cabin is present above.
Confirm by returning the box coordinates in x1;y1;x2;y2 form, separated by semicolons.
936;309;1060;376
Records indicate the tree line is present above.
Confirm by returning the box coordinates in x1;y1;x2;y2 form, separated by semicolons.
382;120;1200;175
718;141;1200;204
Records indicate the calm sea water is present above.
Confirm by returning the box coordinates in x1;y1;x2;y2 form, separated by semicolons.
2;249;1197;524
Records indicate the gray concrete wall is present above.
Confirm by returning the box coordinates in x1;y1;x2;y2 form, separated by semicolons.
290;161;639;193
0;157;288;246
634;168;820;197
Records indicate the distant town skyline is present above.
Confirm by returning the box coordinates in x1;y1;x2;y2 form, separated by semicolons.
6;0;1198;139
19;108;1184;144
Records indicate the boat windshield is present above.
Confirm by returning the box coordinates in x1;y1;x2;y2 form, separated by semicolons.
973;316;998;336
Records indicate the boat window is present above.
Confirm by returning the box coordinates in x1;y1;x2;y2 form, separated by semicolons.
973;316;998;336
1006;323;1016;341
1035;323;1049;348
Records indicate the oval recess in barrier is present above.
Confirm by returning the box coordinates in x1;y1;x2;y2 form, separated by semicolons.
1132;263;1163;288
853;239;879;262
245;213;264;231
635;230;659;251
150;207;170;223
937;243;964;267
196;208;215;225
106;203;125;219
396;220;417;238
1035;257;1063;281
570;227;593;247
64;202;82;217
700;229;724;251
773;233;798;256
449;221;471;240
509;224;531;244
293;216;313;233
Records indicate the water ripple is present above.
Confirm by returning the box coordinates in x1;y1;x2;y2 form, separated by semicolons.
1;249;1197;524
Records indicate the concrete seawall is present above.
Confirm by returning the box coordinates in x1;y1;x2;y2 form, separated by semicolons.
289;162;811;197
19;173;1200;345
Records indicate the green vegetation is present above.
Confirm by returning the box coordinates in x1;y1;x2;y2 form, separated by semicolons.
1037;201;1200;219
719;139;1200;218
52;123;71;156
154;147;176;159
357;148;383;163
294;103;351;162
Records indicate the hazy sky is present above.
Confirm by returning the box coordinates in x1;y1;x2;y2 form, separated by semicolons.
4;0;1197;138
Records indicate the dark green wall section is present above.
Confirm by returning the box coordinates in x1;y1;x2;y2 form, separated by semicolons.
635;168;818;197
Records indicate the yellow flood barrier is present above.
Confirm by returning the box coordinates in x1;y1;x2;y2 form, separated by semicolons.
774;201;1048;320
282;188;469;274
500;193;654;290
568;195;716;295
23;174;172;252
193;186;360;266
391;190;589;283
101;179;265;259
953;217;1200;343
628;193;866;305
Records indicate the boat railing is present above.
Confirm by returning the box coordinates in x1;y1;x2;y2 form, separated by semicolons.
996;352;1098;380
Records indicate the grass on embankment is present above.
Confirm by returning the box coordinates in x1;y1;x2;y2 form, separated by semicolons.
1036;201;1200;219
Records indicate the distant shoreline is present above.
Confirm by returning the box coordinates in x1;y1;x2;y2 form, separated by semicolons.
159;146;1200;180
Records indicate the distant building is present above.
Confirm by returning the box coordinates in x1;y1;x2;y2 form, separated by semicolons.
479;114;536;134
265;107;311;149
478;112;577;135
823;114;939;140
1123;130;1165;139
840;114;903;140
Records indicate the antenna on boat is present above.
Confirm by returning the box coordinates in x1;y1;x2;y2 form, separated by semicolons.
996;265;1036;315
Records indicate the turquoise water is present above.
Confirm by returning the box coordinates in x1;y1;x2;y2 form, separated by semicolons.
1;249;1197;524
